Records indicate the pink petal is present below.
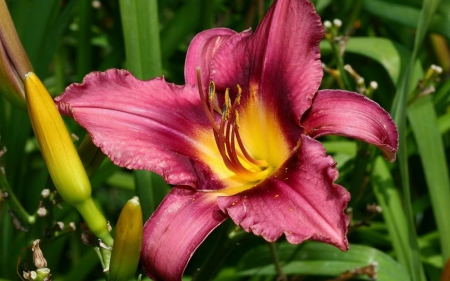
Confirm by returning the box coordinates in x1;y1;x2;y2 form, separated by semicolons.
217;135;350;251
301;90;398;162
210;0;324;119
141;186;227;281
184;28;236;86
55;69;230;189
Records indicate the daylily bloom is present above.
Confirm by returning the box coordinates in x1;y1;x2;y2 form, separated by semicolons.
55;0;398;280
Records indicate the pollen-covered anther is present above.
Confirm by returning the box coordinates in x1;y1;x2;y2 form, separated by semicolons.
196;69;271;183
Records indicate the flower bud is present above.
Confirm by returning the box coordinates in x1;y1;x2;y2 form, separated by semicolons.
25;72;113;246
0;0;33;110
109;197;143;281
25;72;91;205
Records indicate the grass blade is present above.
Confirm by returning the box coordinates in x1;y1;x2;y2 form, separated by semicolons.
408;95;450;260
371;156;411;270
118;0;166;219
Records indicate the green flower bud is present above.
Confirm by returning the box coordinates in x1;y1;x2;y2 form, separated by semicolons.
0;0;33;110
25;72;113;246
109;197;143;281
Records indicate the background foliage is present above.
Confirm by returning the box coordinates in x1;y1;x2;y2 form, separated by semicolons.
1;0;450;280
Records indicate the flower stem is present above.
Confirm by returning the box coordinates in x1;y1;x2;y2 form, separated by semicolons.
268;242;287;281
0;167;34;230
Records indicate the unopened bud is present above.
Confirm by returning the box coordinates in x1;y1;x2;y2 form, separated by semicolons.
333;19;342;28
41;189;50;198
25;72;112;246
109;197;143;281
92;0;101;9
0;0;33;110
36;206;47;217
421;64;443;90
323;20;332;29
35;268;51;280
431;64;443;74
68;222;76;231
25;72;91;206
356;77;365;85
23;271;37;280
55;221;64;231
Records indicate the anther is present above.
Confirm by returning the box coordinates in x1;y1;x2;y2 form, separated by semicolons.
235;111;240;128
236;85;242;104
208;82;215;101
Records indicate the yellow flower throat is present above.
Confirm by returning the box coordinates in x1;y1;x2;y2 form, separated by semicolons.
196;68;274;188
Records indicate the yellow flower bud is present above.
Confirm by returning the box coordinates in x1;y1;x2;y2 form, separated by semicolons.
109;197;143;281
25;72;91;205
25;72;113;246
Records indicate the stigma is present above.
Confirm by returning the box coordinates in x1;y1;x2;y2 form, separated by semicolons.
196;68;272;183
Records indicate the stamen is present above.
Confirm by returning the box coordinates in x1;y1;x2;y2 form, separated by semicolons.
208;82;215;116
196;69;272;182
224;88;231;120
236;85;242;104
196;68;219;133
208;82;215;101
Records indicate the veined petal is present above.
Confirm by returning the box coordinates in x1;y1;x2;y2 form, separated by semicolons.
217;135;350;251
141;186;227;281
301;90;398;162
184;28;236;86
210;0;323;119
55;69;242;190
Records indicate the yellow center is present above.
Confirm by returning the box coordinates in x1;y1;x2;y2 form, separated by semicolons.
195;69;290;196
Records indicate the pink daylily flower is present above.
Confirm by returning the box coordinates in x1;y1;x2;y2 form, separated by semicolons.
55;0;398;280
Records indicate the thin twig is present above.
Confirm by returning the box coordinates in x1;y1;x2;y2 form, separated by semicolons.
268;242;287;281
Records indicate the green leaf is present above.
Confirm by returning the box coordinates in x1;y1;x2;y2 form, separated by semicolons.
408;95;450;261
160;0;201;61
320;37;423;87
133;170;169;219
119;0;167;221
119;0;162;79
362;0;450;40
388;0;441;280
371;156;411;272
438;111;450;135
232;242;410;280
312;0;332;12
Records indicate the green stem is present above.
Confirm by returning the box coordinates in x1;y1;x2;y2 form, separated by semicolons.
75;198;113;247
76;0;93;82
0;169;34;229
268;242;287;281
331;42;352;90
